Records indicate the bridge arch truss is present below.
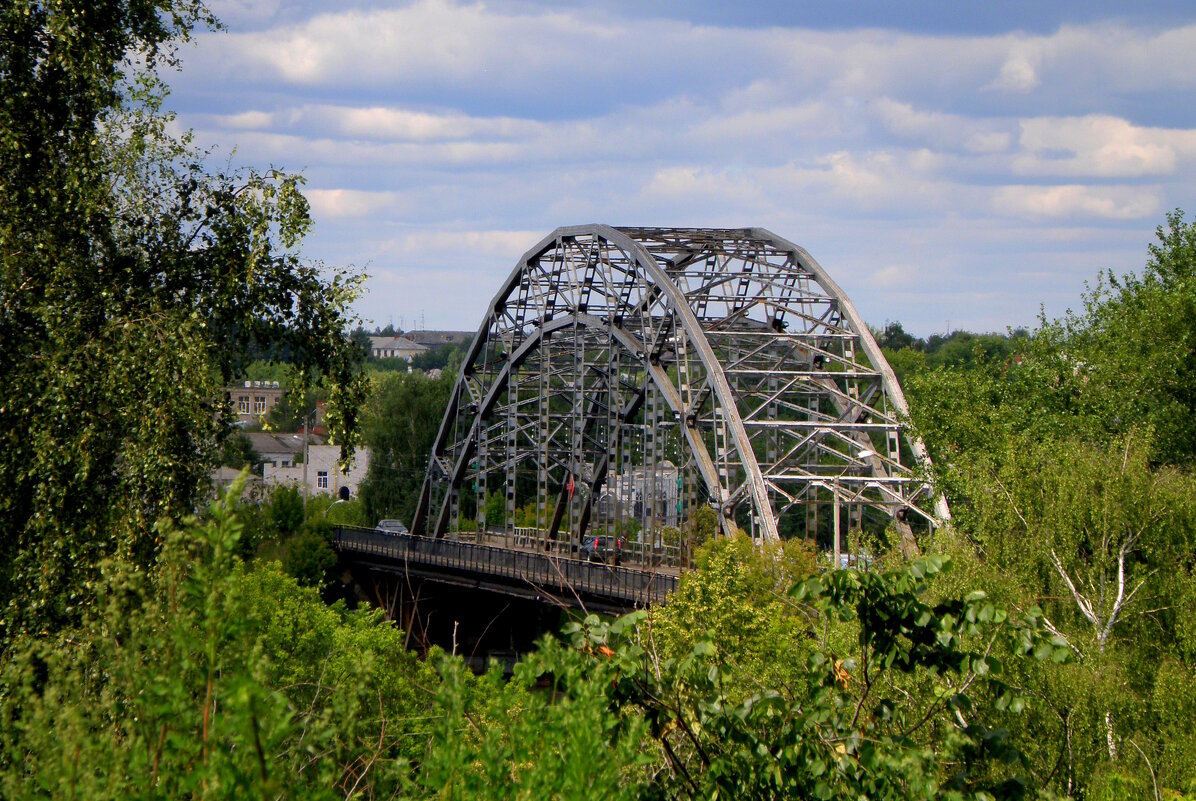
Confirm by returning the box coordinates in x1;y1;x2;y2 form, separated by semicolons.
411;226;948;549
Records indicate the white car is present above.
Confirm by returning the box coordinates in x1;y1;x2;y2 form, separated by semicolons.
375;519;409;536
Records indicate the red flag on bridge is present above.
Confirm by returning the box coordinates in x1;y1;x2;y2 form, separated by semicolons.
566;474;575;500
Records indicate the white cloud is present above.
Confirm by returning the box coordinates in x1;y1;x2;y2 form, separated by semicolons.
642;166;761;206
306;188;407;219
966;131;1014;154
770;149;963;214
196;0;643;88
1013;115;1196;178
205;0;282;26
218;110;275;129
378;229;544;260
869;263;919;289
986;53;1041;93
1042;23;1196;93
169;5;1196;336
329;106;544;142
991;185;1161;220
872;99;1013;154
187;8;1196;114
689;102;835;150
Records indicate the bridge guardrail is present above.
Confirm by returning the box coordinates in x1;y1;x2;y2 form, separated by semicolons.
333;527;678;607
454;527;683;568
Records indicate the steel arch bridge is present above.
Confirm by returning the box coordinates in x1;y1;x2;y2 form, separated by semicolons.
411;225;948;554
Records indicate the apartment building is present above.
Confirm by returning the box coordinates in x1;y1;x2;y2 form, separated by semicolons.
225;381;285;425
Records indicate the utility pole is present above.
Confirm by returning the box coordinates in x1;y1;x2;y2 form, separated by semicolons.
302;412;309;500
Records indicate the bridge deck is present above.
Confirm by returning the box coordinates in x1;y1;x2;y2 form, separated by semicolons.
333;527;679;611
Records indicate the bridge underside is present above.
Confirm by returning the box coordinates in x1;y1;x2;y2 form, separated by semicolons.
412;226;946;552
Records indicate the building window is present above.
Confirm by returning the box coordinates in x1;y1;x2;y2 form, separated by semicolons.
254;396;266;414
317;471;329;489
238;395;250;414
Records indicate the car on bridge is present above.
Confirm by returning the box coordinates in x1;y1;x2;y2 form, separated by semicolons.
579;534;625;565
375;519;409;536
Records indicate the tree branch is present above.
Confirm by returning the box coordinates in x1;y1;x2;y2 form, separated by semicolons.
1051;549;1098;626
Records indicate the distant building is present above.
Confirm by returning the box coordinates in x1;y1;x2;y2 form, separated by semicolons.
210;431;324;499
263;444;370;499
211;466;264;500
369;335;427;361
244;431;324;469
225;381;285;426
405;329;473;348
597;461;681;530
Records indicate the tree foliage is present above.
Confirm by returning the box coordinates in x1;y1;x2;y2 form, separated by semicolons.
3;4;1196;795
416;556;1066;801
0;1;366;640
650;535;818;692
888;210;1196;797
0;485;434;799
359;370;454;526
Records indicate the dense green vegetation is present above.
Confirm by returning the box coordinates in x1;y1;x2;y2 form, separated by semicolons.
0;0;367;640
3;2;1196;798
0;488;1074;800
890;210;1196;798
358;370;456;527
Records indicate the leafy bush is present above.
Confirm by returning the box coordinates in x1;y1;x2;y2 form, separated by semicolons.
0;485;434;799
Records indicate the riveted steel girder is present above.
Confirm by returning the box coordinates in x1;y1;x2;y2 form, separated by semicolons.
411;225;948;549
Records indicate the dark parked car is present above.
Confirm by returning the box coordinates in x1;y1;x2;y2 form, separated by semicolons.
580;534;625;565
375;519;409;536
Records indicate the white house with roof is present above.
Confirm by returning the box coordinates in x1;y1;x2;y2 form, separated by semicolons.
369;335;427;361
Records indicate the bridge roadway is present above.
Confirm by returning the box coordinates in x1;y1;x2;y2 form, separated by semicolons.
332;526;680;613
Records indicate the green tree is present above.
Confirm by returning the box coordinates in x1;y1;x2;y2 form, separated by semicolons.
416;651;651;800
266;384;323;432
269;484;306;537
359;371;453;526
907;210;1196;470
418;557;1067;800
934;436;1196;795
0;486;431;799
877;320;924;351
410;342;466;372
651;535;817;692
0;1;367;641
281;526;337;588
1061;209;1196;464
218;431;260;471
897;213;1196;796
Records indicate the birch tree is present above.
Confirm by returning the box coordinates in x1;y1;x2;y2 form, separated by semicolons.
947;433;1196;794
0;1;367;643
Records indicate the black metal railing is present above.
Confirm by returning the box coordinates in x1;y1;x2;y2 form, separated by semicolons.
333;527;678;607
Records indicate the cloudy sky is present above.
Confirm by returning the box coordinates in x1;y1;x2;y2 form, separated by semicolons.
169;0;1196;336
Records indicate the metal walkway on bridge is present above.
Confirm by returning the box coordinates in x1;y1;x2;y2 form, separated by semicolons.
334;527;678;612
